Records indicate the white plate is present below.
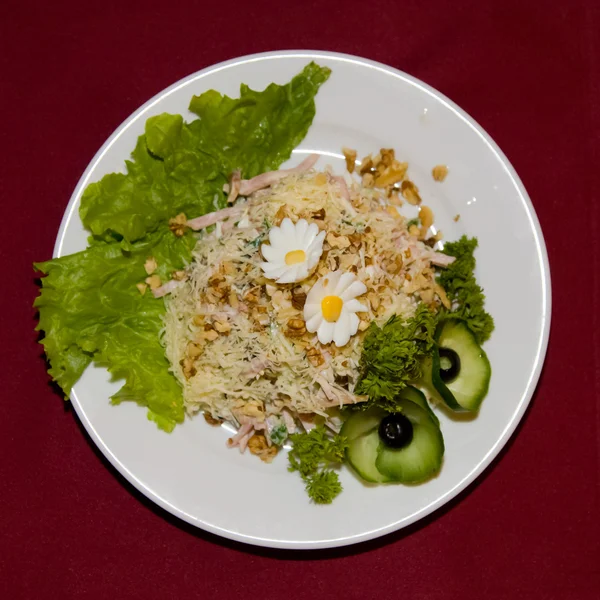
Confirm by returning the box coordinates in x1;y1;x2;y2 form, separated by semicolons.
54;51;551;549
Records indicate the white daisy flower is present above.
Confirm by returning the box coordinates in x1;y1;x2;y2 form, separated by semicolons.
303;271;368;347
260;218;326;284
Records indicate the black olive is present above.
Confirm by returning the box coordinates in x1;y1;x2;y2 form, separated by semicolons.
439;347;461;383
378;414;413;449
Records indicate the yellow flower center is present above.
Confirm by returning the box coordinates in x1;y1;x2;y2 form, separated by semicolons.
321;295;343;322
285;249;306;265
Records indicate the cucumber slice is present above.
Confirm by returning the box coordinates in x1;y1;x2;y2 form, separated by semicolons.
432;319;491;412
396;385;440;427
411;356;444;406
340;407;387;441
346;429;391;483
375;400;444;483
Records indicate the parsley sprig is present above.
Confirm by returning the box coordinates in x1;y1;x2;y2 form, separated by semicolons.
288;426;347;504
355;305;437;405
438;236;494;344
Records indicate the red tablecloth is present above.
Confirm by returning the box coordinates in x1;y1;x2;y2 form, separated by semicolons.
2;0;599;598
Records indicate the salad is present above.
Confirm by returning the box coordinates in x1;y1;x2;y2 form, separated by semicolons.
35;63;493;504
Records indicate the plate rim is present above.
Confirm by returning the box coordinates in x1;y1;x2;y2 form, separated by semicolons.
53;49;552;549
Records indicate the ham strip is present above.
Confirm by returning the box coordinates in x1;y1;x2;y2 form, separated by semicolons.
186;205;243;231
331;175;356;215
227;422;253;449
429;252;456;267
227;170;241;204
238;154;319;196
316;376;366;407
152;279;183;298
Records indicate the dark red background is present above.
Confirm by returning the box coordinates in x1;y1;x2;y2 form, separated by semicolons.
2;0;599;598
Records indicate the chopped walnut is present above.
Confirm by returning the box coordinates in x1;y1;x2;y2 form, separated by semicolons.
326;253;340;271
434;283;452;309
291;286;307;310
314;172;328;186
136;282;147;295
239;400;264;419
419;288;434;304
311;208;326;220
180;357;197;379
144;257;158;275
192;315;205;327
348;233;362;247
169;213;187;237
326;232;351;249
208;273;225;287
381;148;395;166
200;329;219;342
375;162;408;187
186;342;203;359
432;165;449;182
342;147;357;173
171;270;187;281
339;253;358;271
386;255;404;275
273;205;288;226
358;317;370;332
221;261;236;275
244;286;261;304
386;205;401;219
367;291;380;311
145;274;162;290
408;224;420;236
251;310;270;328
453;214;461;222
419;205;434;238
285;318;306;337
388;191;403;206
247;434;278;463
212;317;231;334
203;413;222;426
362;172;375;188
401;180;422;205
228;290;239;309
359;155;374;175
306;346;325;367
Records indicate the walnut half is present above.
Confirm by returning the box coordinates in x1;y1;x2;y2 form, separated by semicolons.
286;318;307;337
248;433;279;463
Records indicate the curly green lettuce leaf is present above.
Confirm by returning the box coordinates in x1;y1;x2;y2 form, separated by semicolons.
438;236;494;344
188;61;331;178
80;127;222;244
37;62;331;430
355;305;437;405
79;62;331;244
34;228;196;431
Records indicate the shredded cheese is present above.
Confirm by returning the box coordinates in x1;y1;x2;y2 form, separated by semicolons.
163;170;443;430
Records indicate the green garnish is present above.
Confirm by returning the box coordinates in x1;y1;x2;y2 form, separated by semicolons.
438;236;494;344
304;470;343;504
269;424;288;446
35;63;331;431
80;62;331;245
288;426;347;504
406;218;420;228
355;305;437;406
34;227;196;431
